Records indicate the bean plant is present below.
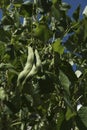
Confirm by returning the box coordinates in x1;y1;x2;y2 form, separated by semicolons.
0;0;87;130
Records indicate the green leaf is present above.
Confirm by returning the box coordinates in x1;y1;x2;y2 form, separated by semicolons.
57;111;65;130
83;18;87;41
0;42;5;58
60;118;73;130
0;28;11;42
4;100;19;113
73;5;80;21
0;63;15;70
65;107;76;121
51;5;60;20
59;70;71;95
38;72;55;94
5;44;15;60
13;10;20;28
11;122;21;127
39;0;52;14
64;97;73;110
33;23;53;42
52;0;58;4
24;94;33;104
78;107;87;128
54;52;61;76
59;60;77;83
13;0;23;7
0;87;6;100
0;0;10;8
1;15;14;25
60;2;71;11
57;110;73;130
19;1;35;17
3;25;12;31
52;38;64;54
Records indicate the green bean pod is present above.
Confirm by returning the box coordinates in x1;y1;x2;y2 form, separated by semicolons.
17;46;34;86
22;49;42;85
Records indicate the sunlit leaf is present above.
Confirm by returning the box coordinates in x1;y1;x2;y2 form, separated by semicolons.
33;23;53;41
52;0;58;4
83;6;87;17
78;107;87;128
61;2;71;11
75;70;82;78
52;38;64;54
13;0;23;7
65;107;76;121
0;87;6;100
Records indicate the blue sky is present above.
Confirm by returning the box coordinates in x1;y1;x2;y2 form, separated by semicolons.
0;9;2;19
63;0;87;18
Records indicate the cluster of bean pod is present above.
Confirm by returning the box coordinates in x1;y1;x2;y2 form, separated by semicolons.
17;46;42;87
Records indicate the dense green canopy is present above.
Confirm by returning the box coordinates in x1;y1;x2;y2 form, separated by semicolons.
0;0;87;130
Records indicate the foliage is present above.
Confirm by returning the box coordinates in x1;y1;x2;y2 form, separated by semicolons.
0;0;87;130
